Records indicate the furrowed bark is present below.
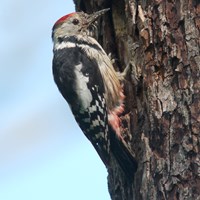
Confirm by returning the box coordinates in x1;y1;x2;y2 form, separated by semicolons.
74;1;200;199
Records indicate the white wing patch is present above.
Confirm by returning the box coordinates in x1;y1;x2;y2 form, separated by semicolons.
74;63;92;110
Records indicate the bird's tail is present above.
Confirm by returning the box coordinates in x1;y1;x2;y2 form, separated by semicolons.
109;128;138;179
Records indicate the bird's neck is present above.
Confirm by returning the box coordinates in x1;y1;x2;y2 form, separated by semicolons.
53;35;103;53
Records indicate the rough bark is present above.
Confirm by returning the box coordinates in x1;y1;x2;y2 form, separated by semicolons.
74;0;200;199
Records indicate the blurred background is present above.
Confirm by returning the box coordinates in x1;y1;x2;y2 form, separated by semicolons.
0;1;110;199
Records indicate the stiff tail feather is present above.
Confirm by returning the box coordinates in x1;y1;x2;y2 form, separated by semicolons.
110;128;138;178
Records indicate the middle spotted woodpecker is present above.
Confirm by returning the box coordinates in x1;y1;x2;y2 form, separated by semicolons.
52;9;137;177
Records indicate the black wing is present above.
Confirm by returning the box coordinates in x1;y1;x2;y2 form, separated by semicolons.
53;46;110;165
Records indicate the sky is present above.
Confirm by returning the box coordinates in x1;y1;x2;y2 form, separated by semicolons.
0;1;110;199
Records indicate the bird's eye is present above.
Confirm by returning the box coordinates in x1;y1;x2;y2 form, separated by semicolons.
72;19;79;25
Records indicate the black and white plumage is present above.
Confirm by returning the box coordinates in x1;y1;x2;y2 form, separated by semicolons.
53;38;110;164
52;9;137;177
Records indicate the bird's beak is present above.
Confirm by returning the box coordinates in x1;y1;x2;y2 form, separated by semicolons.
86;8;110;25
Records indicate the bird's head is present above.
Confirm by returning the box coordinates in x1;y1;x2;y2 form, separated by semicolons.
52;8;110;42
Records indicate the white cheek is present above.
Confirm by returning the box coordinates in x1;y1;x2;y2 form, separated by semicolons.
54;41;76;50
74;64;92;109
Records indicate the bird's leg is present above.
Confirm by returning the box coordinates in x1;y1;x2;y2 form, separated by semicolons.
117;63;133;81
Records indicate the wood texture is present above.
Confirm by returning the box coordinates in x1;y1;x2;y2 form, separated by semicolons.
74;0;200;199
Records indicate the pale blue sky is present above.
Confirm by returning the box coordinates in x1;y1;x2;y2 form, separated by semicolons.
0;1;110;199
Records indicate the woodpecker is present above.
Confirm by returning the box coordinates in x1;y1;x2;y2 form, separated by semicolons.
52;9;137;177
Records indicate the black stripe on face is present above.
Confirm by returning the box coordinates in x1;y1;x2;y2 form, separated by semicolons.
58;36;102;51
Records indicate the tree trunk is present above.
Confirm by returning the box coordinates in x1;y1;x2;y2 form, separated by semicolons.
73;0;200;199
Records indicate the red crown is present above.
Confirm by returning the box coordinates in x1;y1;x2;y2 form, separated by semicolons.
54;12;75;26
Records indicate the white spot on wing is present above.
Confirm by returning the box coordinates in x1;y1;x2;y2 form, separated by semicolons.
74;63;92;109
92;119;100;127
88;105;97;113
95;131;104;139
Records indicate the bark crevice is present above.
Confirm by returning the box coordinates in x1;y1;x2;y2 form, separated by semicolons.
74;1;200;199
